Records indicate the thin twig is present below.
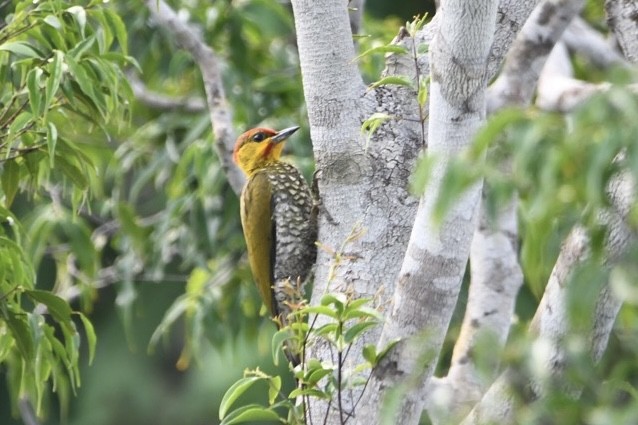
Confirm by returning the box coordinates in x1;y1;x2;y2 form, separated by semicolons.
0;98;29;131
144;0;244;194
0;144;45;162
127;72;207;112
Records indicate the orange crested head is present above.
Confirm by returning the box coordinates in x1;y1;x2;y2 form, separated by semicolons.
233;126;300;175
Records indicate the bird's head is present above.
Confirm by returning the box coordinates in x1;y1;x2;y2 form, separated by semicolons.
233;126;300;175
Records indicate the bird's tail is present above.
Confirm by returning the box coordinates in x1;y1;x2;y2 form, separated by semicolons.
273;277;307;367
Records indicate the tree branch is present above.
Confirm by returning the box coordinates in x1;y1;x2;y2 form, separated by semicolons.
487;0;585;112
536;41;616;112
426;1;586;420
562;16;627;68
145;0;244;194
128;72;207;112
460;95;637;425
605;0;638;63
463;191;635;425
357;2;500;423
486;0;542;80
429;196;523;424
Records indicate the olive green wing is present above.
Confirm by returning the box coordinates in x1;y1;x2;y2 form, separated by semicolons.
240;172;276;316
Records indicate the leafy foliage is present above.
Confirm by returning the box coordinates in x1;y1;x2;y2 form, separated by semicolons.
1;0;329;421
358;14;429;147
219;294;387;424
1;0;636;424
414;82;638;295
0;0;130;417
408;74;638;424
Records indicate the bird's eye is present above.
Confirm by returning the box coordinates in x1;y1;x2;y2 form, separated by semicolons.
252;132;267;142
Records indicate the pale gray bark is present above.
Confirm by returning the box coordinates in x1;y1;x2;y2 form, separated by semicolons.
290;1;419;421
449;7;589;399
464;199;635;425
145;0;636;423
354;2;500;424
537;41;613;112
563;17;627;68
487;0;585;112
289;0;538;422
429;196;523;424
487;0;541;80
145;0;244;194
289;0;369;312
349;0;366;36
429;1;586;420
462;8;637;419
528;175;634;395
605;0;638;63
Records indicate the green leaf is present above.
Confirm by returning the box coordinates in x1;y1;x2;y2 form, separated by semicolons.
345;297;372;311
66;6;87;37
5;309;35;362
46;122;57;167
320;293;346;308
43;15;62;29
369;75;414;90
103;8;129;55
55;154;88;189
0;236;32;286
218;377;262;420
25;290;72;324
46;324;71;368
361;113;392;147
406;14;429;37
271;329;290;366
418;76;429;107
268;376;281;406
305;364;334;386
45;50;64;111
410;154;436;194
289;387;330;399
2;159;20;207
27;67;43;117
363;344;377;365
354;44;409;62
148;295;189;351
298;305;338;319
116;202;149;252
380;383;410;425
220;404;280;425
417;43;429;54
68;35;96;60
65;55;106;117
377;338;401;362
0;41;43;58
185;267;208;296
77;312;97;365
344;321;378;344
344;306;383;321
8;111;34;137
314;323;339;338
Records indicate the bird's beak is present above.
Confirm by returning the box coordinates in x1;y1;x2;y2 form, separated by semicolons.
271;126;300;144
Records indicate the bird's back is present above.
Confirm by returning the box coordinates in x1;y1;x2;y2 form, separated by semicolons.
241;161;317;321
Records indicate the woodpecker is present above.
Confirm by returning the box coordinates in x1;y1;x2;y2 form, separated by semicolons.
233;126;317;358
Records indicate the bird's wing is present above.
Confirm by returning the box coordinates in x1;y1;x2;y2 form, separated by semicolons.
241;171;276;316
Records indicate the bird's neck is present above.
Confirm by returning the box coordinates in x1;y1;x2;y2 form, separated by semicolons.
247;158;283;175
